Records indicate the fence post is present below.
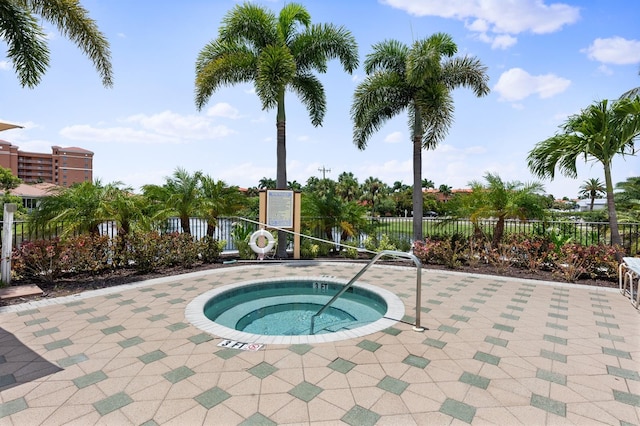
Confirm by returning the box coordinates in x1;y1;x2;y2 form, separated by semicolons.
2;203;17;285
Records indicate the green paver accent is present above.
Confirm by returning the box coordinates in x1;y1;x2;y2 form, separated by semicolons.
403;354;430;369
474;351;500;365
44;338;72;351
596;321;619;329
132;307;151;313
163;366;195;384
341;405;380;426
74;370;108;389
93;392;133;415
515;292;531;298
476;292;493;298
546;322;568;331
602;347;632;359
329;358;357;374
420;306;432;314
460;372;490;389
118;336;144;348
483;287;498;292
549;304;568;311
438;325;459;334
377;376;409;395
152;292;169;298
437;292;452;298
506;304;524;312
75;308;96;314
551;297;568;303
289;344;313;355
493;323;514;333
607;366;640;381
548;313;568;320
357;340;381;352
382;327;402;336
289;381;323;402
117;299;135;305
140;421;159;426
214;348;240;359
166;322;189;332
195;387;231;409
402;314;415;323
102;325;125;335
594;311;614;318
440;398;476;423
470;298;486;304
423;338;447;349
0;397;27;419
592;304;611;310
621;421;636;426
139;288;154;292
599;333;624;342
397;292;411;299
536;368;567;385
540;349;567;363
64;301;84;307
249;362;278;379
168;282;183;287
591;297;608;302
451;314;470;322
543;335;567;345
104;293;122;299
484;336;508;347
500;313;519;321
16;309;39;316
57;353;88;367
531;394;566;417
0;374;16;388
183;287;198;291
427;299;442;305
138;350;167;364
613;390;640;407
88;315;109;323
240;413;277;426
461;305;478;312
188;333;213;344
167;298;185;304
24;317;48;326
33;327;59;337
147;314;168;322
511;298;528;304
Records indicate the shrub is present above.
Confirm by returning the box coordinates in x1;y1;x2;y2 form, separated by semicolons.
413;237;465;268
300;238;319;259
199;236;224;264
125;232;165;272
12;238;64;283
341;247;359;259
59;234;112;275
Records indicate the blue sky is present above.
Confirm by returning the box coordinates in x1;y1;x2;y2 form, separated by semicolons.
1;0;639;199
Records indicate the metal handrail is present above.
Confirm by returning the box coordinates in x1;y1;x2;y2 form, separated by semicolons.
310;250;424;334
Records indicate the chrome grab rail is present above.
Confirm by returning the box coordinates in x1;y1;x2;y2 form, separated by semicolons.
310;250;424;334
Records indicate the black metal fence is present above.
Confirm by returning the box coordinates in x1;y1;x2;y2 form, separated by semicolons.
4;216;640;255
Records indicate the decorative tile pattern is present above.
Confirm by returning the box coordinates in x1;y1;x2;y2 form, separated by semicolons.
195;387;231;409
0;397;28;419
530;394;566;417
341;405;380;426
440;398;476;423
240;413;277;426
289;381;323;402
357;340;381;352
73;371;107;389
138;350;167;364
329;358;356;374
485;336;508;347
119;336;144;348
289;344;313;355
474;351;500;365
377;376;409;395
459;372;490;389
613;390;640;407
248;362;278;379
403;354;430;369
163;366;195;384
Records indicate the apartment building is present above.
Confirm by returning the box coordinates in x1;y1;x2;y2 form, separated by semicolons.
0;140;93;187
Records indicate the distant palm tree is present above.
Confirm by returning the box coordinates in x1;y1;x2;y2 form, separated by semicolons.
287;180;302;191
421;179;435;190
352;34;489;241
361;177;386;216
336;172;360;202
438;184;453;198
1;0;112;88
199;175;245;237
258;177;276;190
194;2;358;257
528;97;640;254
578;178;606;211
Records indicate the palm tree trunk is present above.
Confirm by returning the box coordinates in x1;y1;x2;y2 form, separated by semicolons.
603;164;623;260
206;223;215;238
412;115;424;243
589;195;595;211
492;216;505;248
275;91;288;258
180;216;191;235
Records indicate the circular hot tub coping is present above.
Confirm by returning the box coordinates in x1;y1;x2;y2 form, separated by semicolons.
185;276;405;345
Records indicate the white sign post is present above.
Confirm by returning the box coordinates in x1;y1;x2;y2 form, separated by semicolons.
1;203;17;285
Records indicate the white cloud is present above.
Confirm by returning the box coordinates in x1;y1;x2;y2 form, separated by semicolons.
297;135;310;142
381;0;580;49
60;124;181;144
206;102;241;119
494;68;571;102
582;37;640;65
0;61;10;70
384;131;403;143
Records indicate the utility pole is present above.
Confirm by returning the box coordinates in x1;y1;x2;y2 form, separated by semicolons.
318;165;331;179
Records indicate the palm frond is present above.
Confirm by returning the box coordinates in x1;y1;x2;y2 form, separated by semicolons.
255;45;296;110
441;56;490;96
291;73;326;126
277;2;310;45
219;2;278;48
363;39;408;75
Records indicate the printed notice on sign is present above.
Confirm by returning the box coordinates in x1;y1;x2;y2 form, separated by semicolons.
266;190;294;228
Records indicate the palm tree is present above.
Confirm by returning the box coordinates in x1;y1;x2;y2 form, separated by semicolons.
199;175;245;237
578;178;606;211
421;179;435;190
258;177;276;190
527;97;640;255
1;0;112;88
336;172;360;202
142;168;203;235
351;34;489;241
438;184;453;199
194;2;358;257
361;177;386;217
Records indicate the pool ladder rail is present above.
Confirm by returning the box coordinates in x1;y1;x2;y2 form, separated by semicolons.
310;250;424;334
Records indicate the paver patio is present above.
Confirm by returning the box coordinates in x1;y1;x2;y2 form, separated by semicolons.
0;262;638;425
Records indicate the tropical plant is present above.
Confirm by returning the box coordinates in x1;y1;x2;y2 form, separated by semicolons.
527;97;640;257
351;34;489;241
258;177;276;190
336;172;360;202
194;2;358;257
0;166;21;193
1;0;112;88
142;167;203;235
199;175;245;237
360;176;386;216
578;178;606;211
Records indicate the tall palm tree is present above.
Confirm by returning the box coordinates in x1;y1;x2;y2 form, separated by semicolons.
194;2;358;257
361;176;386;217
1;0;112;88
578;178;606;211
351;34;489;241
336;172;360;202
527;97;640;255
199;175;245;237
142;168;203;235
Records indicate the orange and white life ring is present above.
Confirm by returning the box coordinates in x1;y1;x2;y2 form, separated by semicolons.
249;229;275;255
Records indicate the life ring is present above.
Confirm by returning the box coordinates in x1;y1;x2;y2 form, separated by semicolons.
249;229;275;255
